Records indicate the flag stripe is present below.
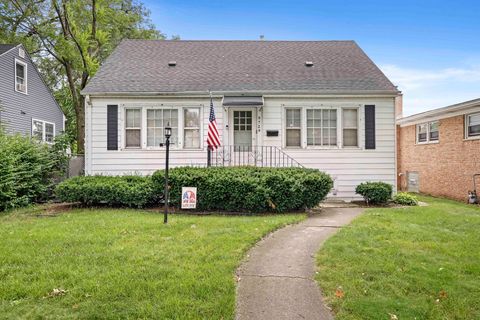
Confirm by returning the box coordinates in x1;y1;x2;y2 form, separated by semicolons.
207;96;221;150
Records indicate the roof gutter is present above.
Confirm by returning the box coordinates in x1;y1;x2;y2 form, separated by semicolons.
81;89;401;97
397;98;480;127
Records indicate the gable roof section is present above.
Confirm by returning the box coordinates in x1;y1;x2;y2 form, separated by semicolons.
82;40;399;95
0;44;17;56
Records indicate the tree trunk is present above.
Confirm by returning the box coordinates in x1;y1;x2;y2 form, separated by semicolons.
76;95;85;154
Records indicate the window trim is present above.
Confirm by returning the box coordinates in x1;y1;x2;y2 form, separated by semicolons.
183;107;202;150
124;108;142;149
121;105;204;150
465;112;480;140
284;107;302;148
305;107;339;149
31;118;55;144
143;107;180;150
416;120;439;144
342;108;360;148
15;58;27;94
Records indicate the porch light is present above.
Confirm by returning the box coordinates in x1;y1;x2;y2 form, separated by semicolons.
165;124;172;139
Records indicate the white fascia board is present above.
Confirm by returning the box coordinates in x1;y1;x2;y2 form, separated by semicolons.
82;90;400;98
397;99;480;127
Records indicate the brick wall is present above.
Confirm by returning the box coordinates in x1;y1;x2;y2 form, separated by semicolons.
398;115;480;201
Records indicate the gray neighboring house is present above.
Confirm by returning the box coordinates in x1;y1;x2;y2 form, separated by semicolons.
0;44;64;142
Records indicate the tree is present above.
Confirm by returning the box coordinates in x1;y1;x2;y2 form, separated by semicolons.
0;0;164;153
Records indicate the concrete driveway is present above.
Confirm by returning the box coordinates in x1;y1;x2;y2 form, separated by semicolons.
235;207;364;320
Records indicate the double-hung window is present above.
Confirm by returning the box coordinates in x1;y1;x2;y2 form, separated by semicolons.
307;109;337;146
125;108;141;148
416;121;439;143
342;109;358;147
466;112;480;138
146;109;178;147
285;108;301;147
32;119;55;143
184;108;201;149
429;122;439;141
15;59;27;94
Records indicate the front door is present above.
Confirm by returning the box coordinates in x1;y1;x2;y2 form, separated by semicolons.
232;109;254;151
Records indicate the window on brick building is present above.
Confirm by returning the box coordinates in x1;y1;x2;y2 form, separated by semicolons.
416;121;439;143
466;112;480;138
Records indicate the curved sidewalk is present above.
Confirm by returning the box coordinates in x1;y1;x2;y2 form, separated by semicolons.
235;207;363;320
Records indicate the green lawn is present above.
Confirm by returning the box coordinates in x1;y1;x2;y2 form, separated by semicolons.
0;208;304;319
316;196;480;320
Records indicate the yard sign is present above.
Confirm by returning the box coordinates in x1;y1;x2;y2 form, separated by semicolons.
181;187;197;209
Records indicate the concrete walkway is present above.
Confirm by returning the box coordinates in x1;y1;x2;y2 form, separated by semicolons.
235;207;364;320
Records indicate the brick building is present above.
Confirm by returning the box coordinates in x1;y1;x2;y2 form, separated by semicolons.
397;98;480;201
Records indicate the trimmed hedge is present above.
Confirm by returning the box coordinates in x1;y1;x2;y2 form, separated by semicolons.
55;175;158;208
355;181;393;205
56;167;333;212
393;192;418;206
152;166;333;212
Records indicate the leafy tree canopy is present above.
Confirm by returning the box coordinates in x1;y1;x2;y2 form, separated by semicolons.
0;0;166;152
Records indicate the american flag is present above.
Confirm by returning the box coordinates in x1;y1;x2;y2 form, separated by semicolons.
207;95;221;150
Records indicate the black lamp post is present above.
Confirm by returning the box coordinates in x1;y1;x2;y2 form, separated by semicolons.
163;124;172;224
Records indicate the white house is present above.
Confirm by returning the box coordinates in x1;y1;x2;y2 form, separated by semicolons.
82;40;401;200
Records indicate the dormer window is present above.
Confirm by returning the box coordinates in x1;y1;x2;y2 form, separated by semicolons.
15;59;27;94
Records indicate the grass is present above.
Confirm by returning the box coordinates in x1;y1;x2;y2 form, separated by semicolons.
316;196;480;320
0;208;304;319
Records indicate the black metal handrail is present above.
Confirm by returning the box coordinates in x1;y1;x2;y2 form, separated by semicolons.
210;145;304;168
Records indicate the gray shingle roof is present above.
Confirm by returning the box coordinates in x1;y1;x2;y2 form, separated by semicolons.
82;40;398;95
0;44;16;56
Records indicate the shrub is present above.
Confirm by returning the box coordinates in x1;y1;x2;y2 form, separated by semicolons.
0;131;69;211
152;166;333;212
393;192;418;206
355;181;393;205
55;175;158;208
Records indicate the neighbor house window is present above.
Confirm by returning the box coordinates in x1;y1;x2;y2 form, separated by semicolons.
183;108;200;149
307;109;337;146
15;59;27;93
125;108;141;148
466;112;480;138
429;121;439;141
342;109;358;147
285;108;301;147
417;121;439;143
32;119;55;143
146;109;178;147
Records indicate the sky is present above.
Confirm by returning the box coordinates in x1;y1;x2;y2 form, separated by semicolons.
144;0;480;116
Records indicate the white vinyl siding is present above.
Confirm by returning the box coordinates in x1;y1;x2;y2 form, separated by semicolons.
86;96;396;201
466;112;480;138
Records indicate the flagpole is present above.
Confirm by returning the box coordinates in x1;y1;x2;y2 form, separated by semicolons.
207;91;212;167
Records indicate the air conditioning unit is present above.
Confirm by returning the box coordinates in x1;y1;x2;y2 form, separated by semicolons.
16;83;26;92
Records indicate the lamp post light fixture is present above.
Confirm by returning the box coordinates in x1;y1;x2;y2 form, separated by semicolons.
163;124;172;224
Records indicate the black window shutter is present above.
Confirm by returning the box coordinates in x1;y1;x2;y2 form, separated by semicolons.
107;105;118;150
365;105;376;149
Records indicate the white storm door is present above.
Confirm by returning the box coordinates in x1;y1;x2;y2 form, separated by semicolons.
230;108;256;150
